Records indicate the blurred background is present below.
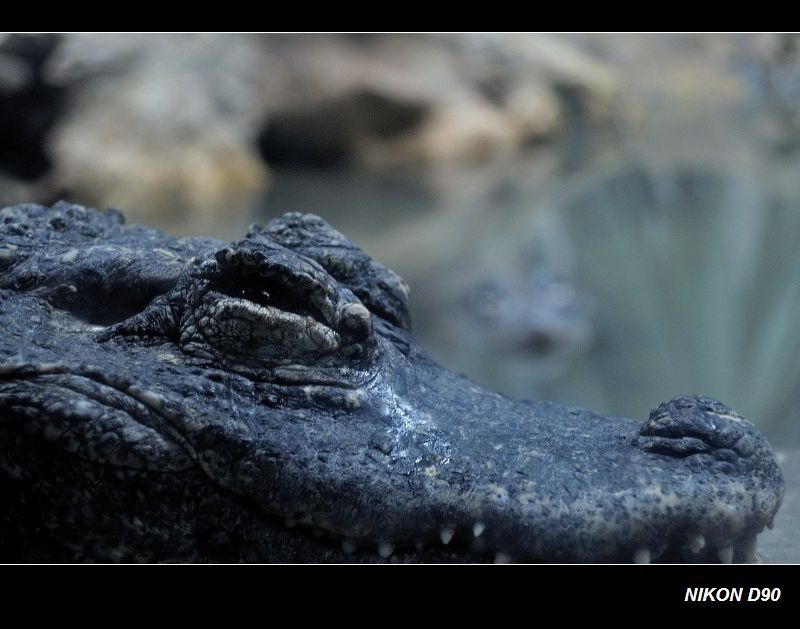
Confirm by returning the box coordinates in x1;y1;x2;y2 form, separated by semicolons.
3;32;800;447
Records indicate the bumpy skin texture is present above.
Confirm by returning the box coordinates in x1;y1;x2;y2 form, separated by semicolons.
0;202;785;563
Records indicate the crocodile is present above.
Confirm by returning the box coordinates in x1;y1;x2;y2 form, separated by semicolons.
0;201;785;563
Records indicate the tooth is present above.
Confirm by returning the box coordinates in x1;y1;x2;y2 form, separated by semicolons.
378;543;395;559
440;527;455;545
633;549;651;564
739;537;757;563
688;534;705;554
341;539;358;555
717;546;734;564
494;552;513;564
472;522;485;538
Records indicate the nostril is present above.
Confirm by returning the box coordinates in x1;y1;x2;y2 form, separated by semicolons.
637;395;767;463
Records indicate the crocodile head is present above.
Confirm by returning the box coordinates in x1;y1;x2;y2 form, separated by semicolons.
0;202;784;562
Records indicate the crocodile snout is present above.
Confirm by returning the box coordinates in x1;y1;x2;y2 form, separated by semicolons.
625;395;784;562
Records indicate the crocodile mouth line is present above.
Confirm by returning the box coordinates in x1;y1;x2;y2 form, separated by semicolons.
254;513;769;564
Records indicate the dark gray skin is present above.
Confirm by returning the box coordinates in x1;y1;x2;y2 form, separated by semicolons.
0;202;785;563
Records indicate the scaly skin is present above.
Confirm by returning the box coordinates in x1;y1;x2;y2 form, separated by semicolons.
0;202;785;562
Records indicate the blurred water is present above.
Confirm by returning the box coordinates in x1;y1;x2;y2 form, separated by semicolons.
260;135;800;447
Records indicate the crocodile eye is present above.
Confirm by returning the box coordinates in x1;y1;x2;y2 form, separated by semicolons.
248;212;411;330
184;245;371;368
237;286;271;307
215;269;325;324
177;243;373;369
102;241;374;374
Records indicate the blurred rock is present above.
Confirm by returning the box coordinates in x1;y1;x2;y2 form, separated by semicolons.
0;33;64;184
1;33;622;231
256;33;619;168
42;33;270;236
13;33;800;233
